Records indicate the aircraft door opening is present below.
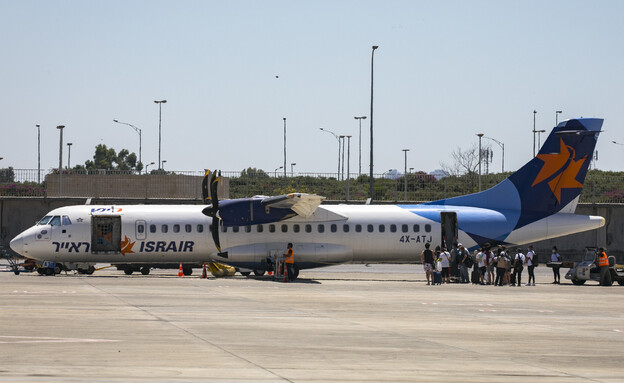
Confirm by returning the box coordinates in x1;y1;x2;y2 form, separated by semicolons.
136;220;147;240
91;216;122;254
440;212;458;251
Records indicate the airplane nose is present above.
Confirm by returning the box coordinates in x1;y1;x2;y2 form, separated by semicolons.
10;234;24;256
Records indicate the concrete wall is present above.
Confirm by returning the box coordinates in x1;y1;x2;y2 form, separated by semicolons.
1;198;622;262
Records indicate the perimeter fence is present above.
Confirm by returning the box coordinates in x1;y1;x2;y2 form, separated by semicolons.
0;168;623;203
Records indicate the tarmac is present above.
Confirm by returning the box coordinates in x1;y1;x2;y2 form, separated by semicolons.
1;264;623;383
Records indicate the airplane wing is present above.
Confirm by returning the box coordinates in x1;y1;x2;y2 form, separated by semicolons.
261;193;325;218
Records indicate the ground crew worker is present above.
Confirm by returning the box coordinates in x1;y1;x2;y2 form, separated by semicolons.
285;243;295;282
597;248;611;286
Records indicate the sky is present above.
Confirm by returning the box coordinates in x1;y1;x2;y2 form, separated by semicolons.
1;0;623;176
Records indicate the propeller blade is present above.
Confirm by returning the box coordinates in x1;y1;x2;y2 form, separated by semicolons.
210;170;219;210
201;170;211;203
211;218;222;253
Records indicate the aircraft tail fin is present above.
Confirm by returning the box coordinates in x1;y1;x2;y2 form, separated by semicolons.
429;118;603;229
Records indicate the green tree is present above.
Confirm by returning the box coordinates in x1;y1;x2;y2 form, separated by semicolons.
84;144;142;172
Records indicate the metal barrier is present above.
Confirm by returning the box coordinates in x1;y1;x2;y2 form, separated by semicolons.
1;168;624;203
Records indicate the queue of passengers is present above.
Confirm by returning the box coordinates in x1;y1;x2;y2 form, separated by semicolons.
424;243;541;286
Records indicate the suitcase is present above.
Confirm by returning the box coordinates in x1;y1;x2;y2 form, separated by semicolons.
433;271;442;285
471;269;481;284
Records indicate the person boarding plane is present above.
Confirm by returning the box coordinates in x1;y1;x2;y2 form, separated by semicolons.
10;118;605;279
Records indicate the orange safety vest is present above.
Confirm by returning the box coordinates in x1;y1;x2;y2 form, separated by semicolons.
285;248;294;264
598;252;609;267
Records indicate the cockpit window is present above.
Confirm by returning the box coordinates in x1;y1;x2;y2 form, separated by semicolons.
62;216;72;226
38;216;52;225
49;216;61;226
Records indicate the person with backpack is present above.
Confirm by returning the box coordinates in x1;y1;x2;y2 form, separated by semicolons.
525;245;537;286
512;248;525;287
458;244;471;283
421;243;435;285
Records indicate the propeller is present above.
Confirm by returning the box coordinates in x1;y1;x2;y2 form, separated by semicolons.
201;170;224;254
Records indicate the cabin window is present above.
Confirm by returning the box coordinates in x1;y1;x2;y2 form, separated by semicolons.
413;224;420;232
50;216;61;226
425;224;432;232
379;224;385;233
317;224;325;233
355;224;362;233
185;224;192;233
294;224;300;233
390;224;397;233
62;216;72;226
257;225;264;233
367;224;374;233
305;224;312;233
137;224;145;234
331;224;337;233
402;224;408;233
38;216;52;225
245;225;252;233
233;226;239;233
150;224;157;233
197;224;204;233
281;224;288;233
343;224;349;233
173;224;180;233
269;224;276;233
161;224;168;233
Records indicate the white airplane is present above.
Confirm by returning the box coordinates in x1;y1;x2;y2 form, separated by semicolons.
10;118;605;279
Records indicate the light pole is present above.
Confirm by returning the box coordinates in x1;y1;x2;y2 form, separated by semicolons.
556;110;562;126
154;99;167;169
346;135;352;201
402;149;409;201
283;117;287;180
161;160;167;170
369;45;379;201
290;162;296;176
274;166;283;178
57;125;65;196
67;143;73;169
354;116;366;176
320;128;341;179
477;133;484;192
113;119;142;172
532;110;537;157
536;129;546;152
483;136;504;172
36;124;41;183
145;161;156;173
340;135;346;181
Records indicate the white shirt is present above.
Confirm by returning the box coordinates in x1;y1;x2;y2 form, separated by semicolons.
526;250;535;266
515;253;525;265
439;251;450;268
551;252;561;262
477;251;486;267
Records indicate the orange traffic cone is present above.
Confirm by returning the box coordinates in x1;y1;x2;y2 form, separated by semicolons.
283;264;289;282
201;263;207;279
177;263;184;277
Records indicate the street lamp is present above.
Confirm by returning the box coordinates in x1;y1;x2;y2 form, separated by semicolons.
145;161;156;173
477;133;484;192
57;125;65;196
340;135;346;181
556;110;562;126
274;166;283;177
154;99;167;169
320;128;341;179
369;45;379;201
283;117;287;180
536;130;546;152
161;160;167;170
346;135;352;201
483;136;504;172
113;119;142;172
36;124;41;183
290;162;296;176
354;116;367;176
532;110;537;157
402;149;409;201
67;143;73;169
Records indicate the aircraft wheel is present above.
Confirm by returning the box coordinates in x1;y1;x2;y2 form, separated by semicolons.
140;267;150;275
571;279;586;285
253;269;265;276
124;269;133;275
14;270;20;275
183;266;193;276
86;266;95;275
617;280;624;286
240;271;251;277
